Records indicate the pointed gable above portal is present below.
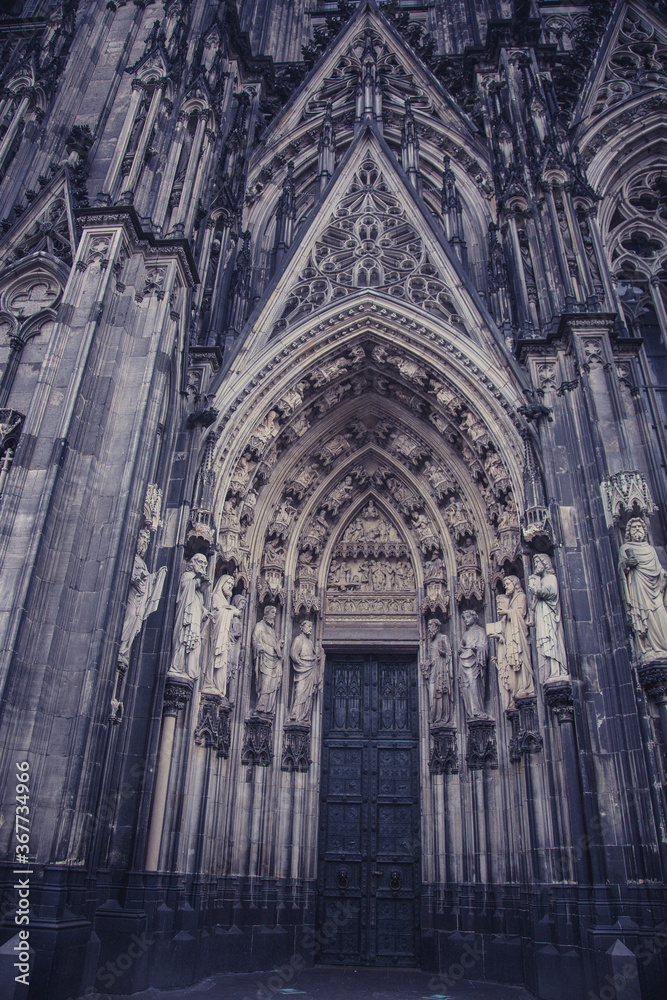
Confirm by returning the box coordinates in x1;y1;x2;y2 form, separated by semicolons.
575;0;667;124
249;1;485;183
243;127;497;354
0;169;77;272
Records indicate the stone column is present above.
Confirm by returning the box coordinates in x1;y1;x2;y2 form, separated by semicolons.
169;112;207;237
99;81;144;203
637;661;667;758
145;675;193;870
118;81;165;204
543;680;593;883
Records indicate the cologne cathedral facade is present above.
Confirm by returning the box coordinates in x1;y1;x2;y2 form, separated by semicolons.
0;0;666;997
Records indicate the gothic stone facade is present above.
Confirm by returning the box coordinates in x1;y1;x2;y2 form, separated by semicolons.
0;0;666;997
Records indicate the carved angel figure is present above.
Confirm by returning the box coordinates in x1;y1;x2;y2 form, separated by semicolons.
250;410;281;447
527;553;569;682
421;619;454;725
488;575;534;710
202;575;242;698
170;553;210;681
117;528;167;669
277;381;307;416
310;356;350;387
288;620;322;723
316;434;349;466
618;518;667;661
230;452;256;493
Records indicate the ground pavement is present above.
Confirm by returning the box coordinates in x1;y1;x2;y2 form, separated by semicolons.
104;965;537;1000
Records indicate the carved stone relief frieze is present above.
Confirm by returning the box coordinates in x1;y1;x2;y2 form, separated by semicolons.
325;500;417;619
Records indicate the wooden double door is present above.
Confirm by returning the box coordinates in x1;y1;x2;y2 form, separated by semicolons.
316;652;421;966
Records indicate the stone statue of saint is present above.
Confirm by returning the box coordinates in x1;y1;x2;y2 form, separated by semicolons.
527;553;569;683
458;609;490;720
618;517;667;661
117;528;167;670
288;620;322;723
202;575;242;698
227;593;247;703
489;575;534;710
421;619;454;725
170;553;210;680
252;604;283;715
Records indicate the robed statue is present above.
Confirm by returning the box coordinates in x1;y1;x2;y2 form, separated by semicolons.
458;609;490;720
488;575;534;710
117;528;167;669
618;517;667;661
527;553;569;683
252;604;283;715
227;593;247;703
288;620;322;723
202;575;242;698
421;619;454;725
170;553;210;680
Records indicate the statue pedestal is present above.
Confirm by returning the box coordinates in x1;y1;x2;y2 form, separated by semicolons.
428;724;458;775
194;692;222;749
217;700;232;759
241;715;274;770
637;659;667;753
465;718;498;770
281;723;311;772
515;696;544;755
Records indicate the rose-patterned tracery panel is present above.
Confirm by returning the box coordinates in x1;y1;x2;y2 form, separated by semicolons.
272;157;462;335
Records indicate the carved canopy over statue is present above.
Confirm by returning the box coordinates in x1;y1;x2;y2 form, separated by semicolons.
618;517;667;662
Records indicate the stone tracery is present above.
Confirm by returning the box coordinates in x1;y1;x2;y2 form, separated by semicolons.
272;157;464;336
